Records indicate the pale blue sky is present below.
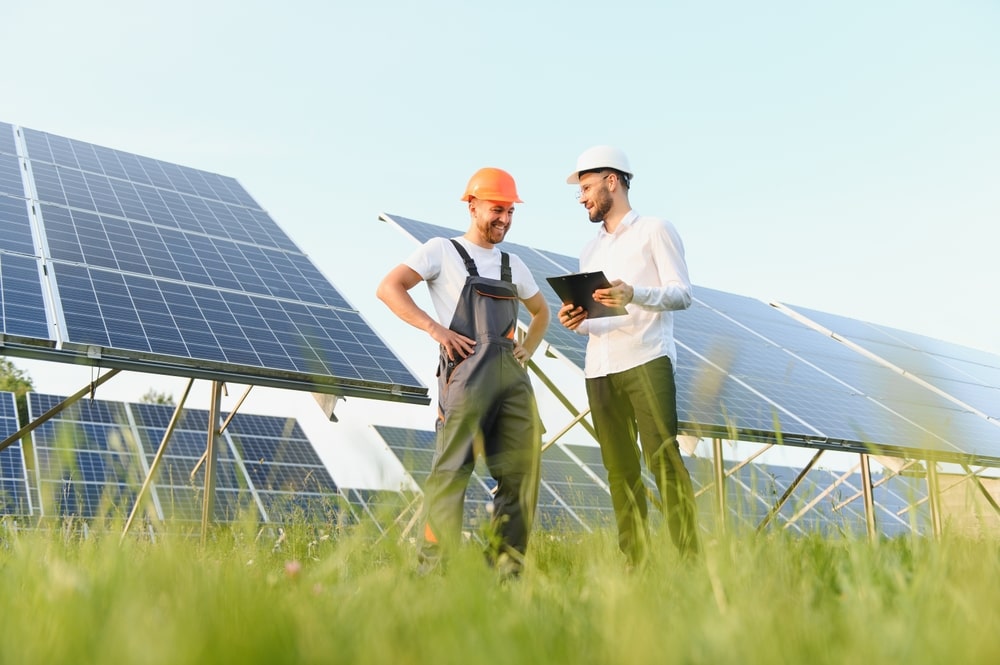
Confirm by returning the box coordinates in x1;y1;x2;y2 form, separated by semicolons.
3;1;999;485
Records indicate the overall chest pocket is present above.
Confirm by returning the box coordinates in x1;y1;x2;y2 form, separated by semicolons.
473;281;517;300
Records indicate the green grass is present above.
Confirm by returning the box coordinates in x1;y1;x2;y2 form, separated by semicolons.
1;518;998;664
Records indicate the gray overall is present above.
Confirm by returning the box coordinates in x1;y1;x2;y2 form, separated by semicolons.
419;239;541;568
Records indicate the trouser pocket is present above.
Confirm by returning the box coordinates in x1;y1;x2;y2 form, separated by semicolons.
437;349;466;385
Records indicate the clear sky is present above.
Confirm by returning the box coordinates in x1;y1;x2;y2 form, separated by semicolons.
2;1;999;487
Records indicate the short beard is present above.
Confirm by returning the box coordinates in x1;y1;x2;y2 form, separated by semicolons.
588;192;612;224
479;221;507;245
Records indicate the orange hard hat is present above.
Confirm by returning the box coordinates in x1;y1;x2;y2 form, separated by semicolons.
460;167;523;203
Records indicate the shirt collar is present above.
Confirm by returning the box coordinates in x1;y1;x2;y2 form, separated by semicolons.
599;208;638;236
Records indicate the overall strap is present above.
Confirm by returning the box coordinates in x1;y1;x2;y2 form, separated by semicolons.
500;252;512;283
448;239;479;277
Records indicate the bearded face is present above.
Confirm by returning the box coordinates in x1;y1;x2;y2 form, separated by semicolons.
585;183;613;223
577;172;614;224
469;199;514;246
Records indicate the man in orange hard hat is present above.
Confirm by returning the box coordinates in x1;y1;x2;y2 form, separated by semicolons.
377;167;548;578
558;146;700;567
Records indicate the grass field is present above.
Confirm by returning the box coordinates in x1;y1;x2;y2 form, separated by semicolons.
2;515;999;665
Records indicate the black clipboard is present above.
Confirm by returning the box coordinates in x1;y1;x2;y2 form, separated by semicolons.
545;271;628;318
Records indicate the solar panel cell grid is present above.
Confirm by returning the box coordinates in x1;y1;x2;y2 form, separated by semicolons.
0;122;16;155
1;255;50;340
0;198;35;256
782;303;1000;424
235;436;320;466
243;463;337;493
29;399;146;520
0;154;25;197
46;482;137;519
0;392;31;515
158;486;257;522
2;123;425;401
258;492;352;523
25;393;340;524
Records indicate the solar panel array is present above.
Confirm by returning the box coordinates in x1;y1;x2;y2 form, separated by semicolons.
0;121;426;403
373;424;928;537
379;213;1000;466
0;392;32;515
0;376;932;538
24;392;347;524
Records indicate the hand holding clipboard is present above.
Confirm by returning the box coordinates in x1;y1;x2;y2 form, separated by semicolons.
545;271;628;319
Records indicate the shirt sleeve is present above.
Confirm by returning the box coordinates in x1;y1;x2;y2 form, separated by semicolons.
403;237;445;282
631;219;692;311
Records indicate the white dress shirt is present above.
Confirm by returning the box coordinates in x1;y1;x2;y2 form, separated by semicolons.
576;209;691;378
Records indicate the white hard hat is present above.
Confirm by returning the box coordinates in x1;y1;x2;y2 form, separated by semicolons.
566;145;633;184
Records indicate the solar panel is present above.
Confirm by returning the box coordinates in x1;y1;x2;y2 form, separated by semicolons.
372;425;496;528
225;412;346;522
730;461;930;537
0;122;427;404
375;425;613;532
0;122;17;157
681;287;1000;459
563;443;927;537
379;213;1000;466
777;302;1000;423
537;444;611;530
0;391;32;515
342;488;416;533
0;191;31;240
0;253;51;342
706;290;1000;461
26;392;344;524
28;393;145;520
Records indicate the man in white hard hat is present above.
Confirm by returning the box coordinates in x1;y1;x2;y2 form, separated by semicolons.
558;145;700;566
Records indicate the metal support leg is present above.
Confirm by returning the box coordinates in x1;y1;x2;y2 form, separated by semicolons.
926;461;943;538
201;381;223;544
960;464;1000;519
541;409;593;453
694;442;772;499
757;449;823;532
0;368;121;452
190;384;252;479
121;378;195;541
859;453;876;542
396;495;425;543
713;437;726;534
526;358;598;441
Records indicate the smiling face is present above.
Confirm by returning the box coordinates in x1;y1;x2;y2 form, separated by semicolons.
468;198;515;247
577;171;614;223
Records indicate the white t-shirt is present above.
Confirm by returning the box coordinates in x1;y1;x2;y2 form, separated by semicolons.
405;236;541;328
